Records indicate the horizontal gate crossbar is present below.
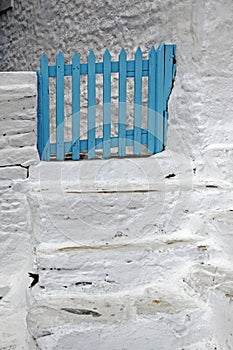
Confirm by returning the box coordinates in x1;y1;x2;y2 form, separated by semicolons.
48;60;150;78
50;129;148;154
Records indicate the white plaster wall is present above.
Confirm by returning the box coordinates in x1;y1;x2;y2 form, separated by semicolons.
0;0;233;349
0;72;39;349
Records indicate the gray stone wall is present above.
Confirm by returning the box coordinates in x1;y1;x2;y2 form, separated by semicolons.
1;0;184;71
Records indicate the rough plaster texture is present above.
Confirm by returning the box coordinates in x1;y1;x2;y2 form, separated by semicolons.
0;72;39;349
27;154;233;350
0;0;233;349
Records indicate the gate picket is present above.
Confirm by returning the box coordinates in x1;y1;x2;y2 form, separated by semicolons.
56;51;65;160
155;43;164;153
118;48;127;157
103;49;111;158
134;47;142;155
72;51;81;160
148;46;156;154
87;50;96;160
40;53;50;161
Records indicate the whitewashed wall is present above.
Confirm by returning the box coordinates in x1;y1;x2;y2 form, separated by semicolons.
0;0;233;349
0;72;39;349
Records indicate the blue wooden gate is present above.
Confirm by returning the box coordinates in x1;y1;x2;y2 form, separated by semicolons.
37;43;176;161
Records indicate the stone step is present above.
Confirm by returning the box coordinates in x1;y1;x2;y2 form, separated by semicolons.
27;290;217;350
34;239;202;294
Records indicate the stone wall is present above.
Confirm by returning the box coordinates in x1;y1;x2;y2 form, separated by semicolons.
0;72;39;349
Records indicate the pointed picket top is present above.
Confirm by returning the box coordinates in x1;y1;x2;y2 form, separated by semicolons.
72;51;80;63
56;51;64;63
40;52;48;64
40;53;48;70
157;42;165;53
119;48;126;60
135;46;142;59
88;49;95;63
72;51;80;71
149;46;156;59
104;48;111;60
